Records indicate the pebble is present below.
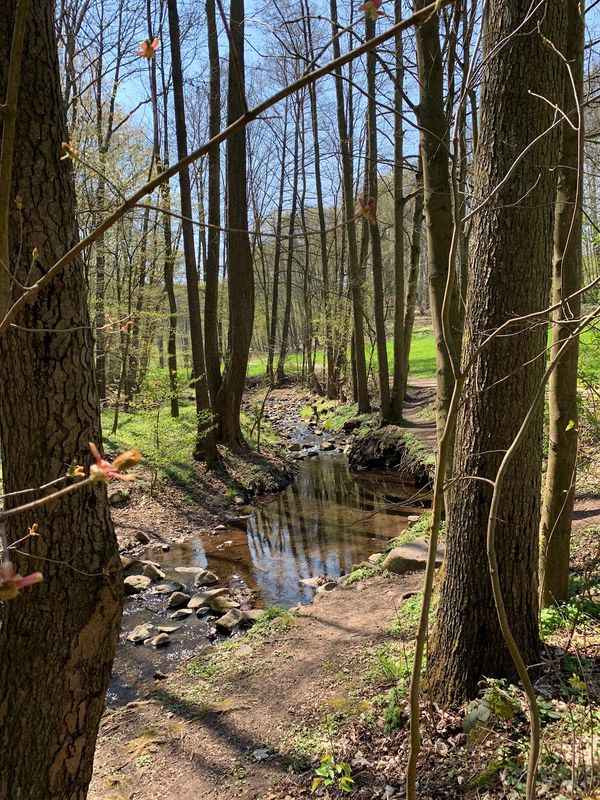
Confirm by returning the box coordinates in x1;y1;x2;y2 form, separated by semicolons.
170;608;194;620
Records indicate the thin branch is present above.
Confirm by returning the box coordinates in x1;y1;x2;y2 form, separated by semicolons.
0;0;454;338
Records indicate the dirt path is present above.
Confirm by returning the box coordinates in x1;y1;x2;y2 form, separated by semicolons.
403;378;600;529
91;572;423;800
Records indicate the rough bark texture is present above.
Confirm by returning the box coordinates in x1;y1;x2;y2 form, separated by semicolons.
428;0;566;704
330;0;369;413
167;0;217;463
390;0;405;419
402;170;424;401
0;2;122;796
365;14;391;420
205;0;222;404
214;0;254;446
414;0;461;443
275;100;301;385
266;102;288;385
540;0;583;607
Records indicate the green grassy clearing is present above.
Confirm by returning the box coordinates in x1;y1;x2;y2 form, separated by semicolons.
247;328;438;381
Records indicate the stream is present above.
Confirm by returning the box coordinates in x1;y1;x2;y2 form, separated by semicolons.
108;427;428;707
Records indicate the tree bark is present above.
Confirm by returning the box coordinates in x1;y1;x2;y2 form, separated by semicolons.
539;0;583;608
167;0;217;463
414;0;461;444
0;2;122;796
267;101;289;384
303;3;335;398
205;0;222;403
213;0;254;446
365;14;391;420
330;0;369;413
401;168;424;401
275;99;301;385
428;0;567;704
390;0;405;419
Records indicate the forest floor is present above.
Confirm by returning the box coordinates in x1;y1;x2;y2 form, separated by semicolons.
93;379;600;800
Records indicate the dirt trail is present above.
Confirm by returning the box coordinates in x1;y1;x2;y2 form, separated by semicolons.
403;379;600;529
91;573;423;800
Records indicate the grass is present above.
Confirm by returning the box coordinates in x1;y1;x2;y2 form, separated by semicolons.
247;329;437;382
103;396;277;487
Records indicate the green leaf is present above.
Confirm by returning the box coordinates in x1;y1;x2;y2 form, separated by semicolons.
565;419;575;431
310;777;322;794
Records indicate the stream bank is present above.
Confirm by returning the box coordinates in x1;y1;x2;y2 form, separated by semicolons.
109;385;433;705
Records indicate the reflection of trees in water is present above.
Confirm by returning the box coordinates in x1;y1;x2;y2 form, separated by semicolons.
163;459;427;609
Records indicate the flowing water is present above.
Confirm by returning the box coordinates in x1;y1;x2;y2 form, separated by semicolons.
108;454;428;706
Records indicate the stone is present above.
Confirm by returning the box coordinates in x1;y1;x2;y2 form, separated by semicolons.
161;543;171;552
321;441;335;452
215;607;244;633
134;531;150;545
156;625;180;633
214;524;227;532
120;555;135;571
127;623;154;643
233;496;245;506
241;609;263;626
174;566;205;575
153;580;184;595
196;607;210;618
170;608;194;620
153;671;167;680
316;581;337;594
368;553;382;564
210;595;241;615
380;538;445;575
188;588;229;609
124;575;151;595
288;442;301;452
299;576;322;588
407;514;420;522
123;558;164;578
194;570;219;587
109;487;131;506
225;517;247;530
142;563;166;581
167;591;192;609
150;633;170;648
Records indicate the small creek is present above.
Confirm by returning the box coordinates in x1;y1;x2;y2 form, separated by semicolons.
108;428;428;707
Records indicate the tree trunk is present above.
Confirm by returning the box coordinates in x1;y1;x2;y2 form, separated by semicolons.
148;2;179;418
330;0;369;413
390;0;405;419
365;14;390;420
94;174;107;401
275;99;301;384
167;0;217;463
213;0;254;446
0;2;122;796
205;0;222;403
401;169;424;401
539;0;583;608
414;0;461;444
428;0;566;704
267;101;289;384
303;3;335;398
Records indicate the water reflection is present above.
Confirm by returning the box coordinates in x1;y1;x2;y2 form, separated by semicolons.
108;456;427;705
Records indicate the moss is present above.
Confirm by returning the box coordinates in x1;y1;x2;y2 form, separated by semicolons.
344;565;378;585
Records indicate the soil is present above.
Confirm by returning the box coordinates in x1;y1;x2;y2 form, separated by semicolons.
111;440;295;556
90;572;425;800
92;380;599;800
